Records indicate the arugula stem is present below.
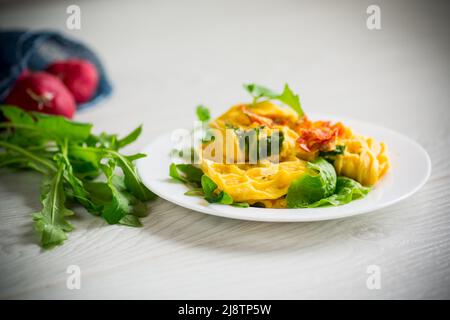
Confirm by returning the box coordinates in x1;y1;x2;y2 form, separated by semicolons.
0;158;25;167
51;166;64;226
0;140;57;172
0;123;39;131
70;145;105;154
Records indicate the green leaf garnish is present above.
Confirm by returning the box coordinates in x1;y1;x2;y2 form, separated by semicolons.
306;177;371;207
277;84;303;117
169;163;204;186
243;83;304;116
184;188;205;196
319;145;346;161
201;175;233;204
243;84;278;101
231;202;250;208
196;105;211;122
286;157;337;208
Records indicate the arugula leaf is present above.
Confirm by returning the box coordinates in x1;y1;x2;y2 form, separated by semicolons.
33;112;92;142
59;139;100;214
119;215;142;227
102;185;131;224
201;175;216;196
217;191;233;204
201;175;233;204
169;163;204;185
231;202;250;208
243;83;304;116
319;145;346;160
126;153;147;162
32;164;74;249
128;197;149;217
0;106;47;147
1;105;34;125
117;125;142;148
169;163;184;182
69;146;155;202
86;132;118;150
108;150;156;201
243;84;278;100
84;181;112;205
286;157;337;208
68;145;103;177
306;177;371;207
184;188;204;196
64;161;98;212
278;84;303;117
196;105;211;122
100;162;133;224
110;174;149;218
0;105;92;142
84;176;149;223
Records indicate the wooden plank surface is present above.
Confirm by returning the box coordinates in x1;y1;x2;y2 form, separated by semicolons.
0;0;449;299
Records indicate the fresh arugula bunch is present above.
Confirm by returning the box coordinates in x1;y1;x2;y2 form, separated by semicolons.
0;105;156;249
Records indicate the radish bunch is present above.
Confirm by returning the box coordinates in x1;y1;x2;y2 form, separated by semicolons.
5;59;99;118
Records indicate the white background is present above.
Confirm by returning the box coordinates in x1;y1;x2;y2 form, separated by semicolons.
0;0;449;299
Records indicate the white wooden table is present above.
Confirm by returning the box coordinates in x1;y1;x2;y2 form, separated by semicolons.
0;0;449;299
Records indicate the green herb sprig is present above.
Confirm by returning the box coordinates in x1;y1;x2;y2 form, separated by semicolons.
243;83;304;116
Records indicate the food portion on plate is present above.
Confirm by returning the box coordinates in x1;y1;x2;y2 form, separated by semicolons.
169;84;390;209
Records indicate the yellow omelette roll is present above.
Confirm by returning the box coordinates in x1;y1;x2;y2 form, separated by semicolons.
334;135;390;186
200;158;307;202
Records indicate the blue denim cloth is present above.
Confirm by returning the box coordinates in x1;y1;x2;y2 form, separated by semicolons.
0;30;112;109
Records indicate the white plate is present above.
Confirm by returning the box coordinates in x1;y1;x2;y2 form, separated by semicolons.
137;113;431;222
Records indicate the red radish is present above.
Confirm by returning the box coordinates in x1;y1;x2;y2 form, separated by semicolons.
46;59;99;103
5;71;76;118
